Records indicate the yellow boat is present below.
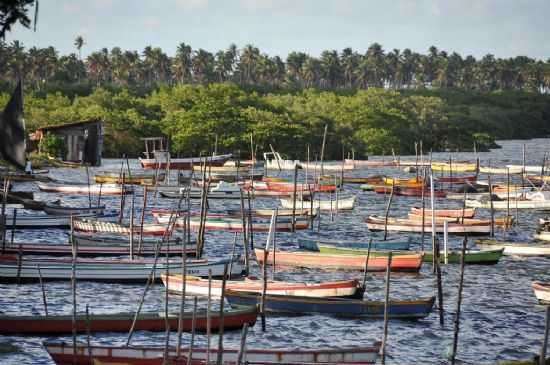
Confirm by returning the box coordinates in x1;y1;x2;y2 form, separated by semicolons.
431;162;477;173
94;172;162;185
383;177;424;188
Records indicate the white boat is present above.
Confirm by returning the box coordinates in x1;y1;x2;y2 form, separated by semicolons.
72;218;169;236
476;239;550;256
0;255;243;282
71;233;196;252
507;165;546;173
36;181;133;195
299;162;356;172
139;151;233;170
533;282;550;303
43;201;106;216
263;152;301;170
280;196;357;210
465;198;550;210
1;212;114;229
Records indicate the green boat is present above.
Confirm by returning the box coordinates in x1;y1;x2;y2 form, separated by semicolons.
312;243;503;265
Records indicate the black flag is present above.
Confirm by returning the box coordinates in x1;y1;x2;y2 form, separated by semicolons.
0;80;26;170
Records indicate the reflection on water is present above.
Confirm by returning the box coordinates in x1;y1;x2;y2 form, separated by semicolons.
1;139;550;364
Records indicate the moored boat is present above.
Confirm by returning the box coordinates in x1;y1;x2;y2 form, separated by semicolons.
410;207;476;218
532;281;550;303
43;340;382;365
297;237;411;251
36;181;134;195
139;153;233;170
465;199;550;210
1;212;115;229
365;215;491;235
475;239;550;256
73;218;169;236
254;249;423;272
280;196;356;210
225;290;435;319
0;305;257;334
162;274;363;298
43;201;106;216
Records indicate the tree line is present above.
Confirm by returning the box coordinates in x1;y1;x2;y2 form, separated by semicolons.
1;39;550;93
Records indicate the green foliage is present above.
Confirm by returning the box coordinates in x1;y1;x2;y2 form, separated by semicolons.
39;133;67;158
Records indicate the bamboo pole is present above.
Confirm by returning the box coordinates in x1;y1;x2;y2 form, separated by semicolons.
507;168;510;229
138;185;148;253
261;246;268;332
383;180;396;241
186;296;198;365
71;230;78;365
163;240;171;354
129;195;134;260
430;171;436;269
176;238;188;357
291;165;298;232
522;144;526;190
488;173;495;237
319;124;328;176
86;304;92;365
37;264;48;316
451;236;467;364
1;178;9;252
228;232;238;277
216;264;228;365
540;306;550;365
421;168;426;251
10;208;16;245
247;192;254;251
380;251;392;365
240;189;250;276
443;220;449;265
206;269;212;365
85;165;92;208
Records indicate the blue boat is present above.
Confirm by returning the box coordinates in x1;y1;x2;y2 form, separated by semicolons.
297;238;411;252
225;290;435;320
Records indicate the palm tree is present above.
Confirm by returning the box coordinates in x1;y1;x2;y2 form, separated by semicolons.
172;42;192;83
320;50;342;88
192;49;214;84
365;43;385;88
239;44;260;84
74;35;85;60
341;47;358;89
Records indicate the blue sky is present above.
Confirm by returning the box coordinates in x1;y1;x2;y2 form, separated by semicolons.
5;0;550;60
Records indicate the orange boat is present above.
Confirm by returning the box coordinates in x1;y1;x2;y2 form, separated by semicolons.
383;177;424;188
255;249;423;273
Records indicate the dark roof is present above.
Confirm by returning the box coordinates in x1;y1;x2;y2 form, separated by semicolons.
36;119;102;132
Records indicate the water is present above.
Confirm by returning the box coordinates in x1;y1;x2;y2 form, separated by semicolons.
1;139;550;364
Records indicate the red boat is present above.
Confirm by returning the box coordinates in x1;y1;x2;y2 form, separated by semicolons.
254;249;423;273
44;341;381;365
0;306;257;334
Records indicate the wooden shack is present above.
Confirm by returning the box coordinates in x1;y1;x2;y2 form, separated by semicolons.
31;119;103;166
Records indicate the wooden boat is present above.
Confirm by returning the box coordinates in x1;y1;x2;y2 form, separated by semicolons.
446;190;528;200
0;255;243;283
465;199;550;210
1;212;115;229
73;218;169;236
410;207;476;218
44;340;381;365
280;196;356;211
373;186;447;198
139;153;233;170
94;171;162;185
365;215;491;235
407;213;514;227
299;162;356;172
431;162;477;173
162;274;363;298
300;242;503;264
534;231;550;241
296;238;412;251
507;164;545;173
532;281;550;303
479;166;524;174
43;201;106;216
160;189;243;199
319;175;384;184
72;234;197;254
37;181;134;195
475;239;550;256
344;158;399;168
225;290;435;319
383;177;424;188
155;215;310;232
263;152;301;170
249;181;336;193
225;208;317;217
254;249;423;272
0;305;257;334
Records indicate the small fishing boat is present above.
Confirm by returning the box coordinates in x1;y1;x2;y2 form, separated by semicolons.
225;208;317;217
43;201;106;216
36;181;134;195
532;281;550;303
139;153;233;170
1;212;115;229
299;162;356;172
435;175;477;184
263;151;301;170
344;159;399;168
507;165;545;173
225;290;435;319
44;340;382;365
154;215;310;232
280;196;356;211
0;255;243;283
159;183;243;199
465;199;550;210
365;215;491;235
0;305;257;334
73;218;169;236
299;242;504;265
479;166;524;174
319;175;384;184
475;239;550;256
431;162;477;173
407;213;514;227
373;186;447;198
94;171;163;185
162;274;363;298
409;207;476;218
296;238;411;251
254;249;424;272
383;177;424;188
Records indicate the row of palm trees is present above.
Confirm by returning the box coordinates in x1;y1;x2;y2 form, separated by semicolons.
1;38;549;93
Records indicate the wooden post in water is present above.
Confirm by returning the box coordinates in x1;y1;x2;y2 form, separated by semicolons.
451;236;467;364
37;265;48;316
380;251;392;365
488;173;495;237
361;238;373;290
216;264;228;365
430;171;437;269
421;168;426;251
118;173;126;224
206;269;212;365
443;220;449;265
236;323;249;365
85;165;92;208
319;124;328;176
71;232;77;365
186;296;198;365
540;305;550;365
515;184;519;225
129;196;135;260
247;192;254;251
138;186;148;253
291;165;298;232
10;208;16;245
176;238;188;357
383;180;396;241
1;178;9;252
239;189;250;276
522;144;526;190
506;168;511;229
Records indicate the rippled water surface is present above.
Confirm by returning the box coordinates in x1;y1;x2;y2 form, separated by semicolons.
2;139;550;364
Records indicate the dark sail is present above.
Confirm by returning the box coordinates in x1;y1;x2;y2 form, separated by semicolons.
0;80;26;170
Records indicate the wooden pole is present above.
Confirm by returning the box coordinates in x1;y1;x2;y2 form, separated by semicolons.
488;173;495;237
430;171;437;269
507;168;511;229
443;220;449;265
522;143;526;190
97;183;103;207
451;236;467;364
540;305;550;365
421;168;426;251
206;269;212;365
261;246;268;332
240;189;250;276
361;238;373;289
292;165;298;232
216;264;228;365
129;195;134;260
319;124;328;176
118;173;126;224
186;296;198;365
10;208;17;245
383;180;396;241
236;323;249;365
515;184;519;225
435;241;445;326
247;192;254;251
176;238;188;357
71;233;77;365
85;165;92;208
228;232;238;277
341;143;345;191
138;185;148;253
380;251;392;365
37;264;48;316
1;178;9;252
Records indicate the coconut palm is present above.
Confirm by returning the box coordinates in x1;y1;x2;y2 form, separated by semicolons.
74;35;85;60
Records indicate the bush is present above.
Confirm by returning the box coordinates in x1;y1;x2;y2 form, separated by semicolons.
39;133;67;159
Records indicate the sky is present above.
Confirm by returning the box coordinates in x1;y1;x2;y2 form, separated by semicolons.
5;0;550;60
